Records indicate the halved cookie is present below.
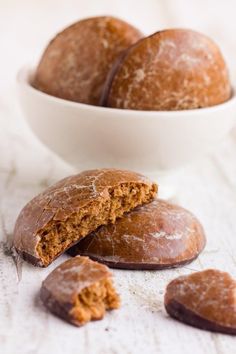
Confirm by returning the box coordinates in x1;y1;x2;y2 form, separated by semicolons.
40;256;120;326
68;199;205;269
13;169;157;267
165;269;236;334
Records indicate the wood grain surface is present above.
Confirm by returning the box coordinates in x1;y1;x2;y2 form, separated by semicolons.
1;1;236;353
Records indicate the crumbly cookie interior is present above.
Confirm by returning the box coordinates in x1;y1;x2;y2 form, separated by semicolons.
70;278;120;326
37;182;157;266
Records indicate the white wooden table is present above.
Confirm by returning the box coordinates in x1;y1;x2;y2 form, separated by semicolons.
1;1;236;353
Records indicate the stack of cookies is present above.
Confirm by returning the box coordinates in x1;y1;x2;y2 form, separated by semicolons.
13;168;210;328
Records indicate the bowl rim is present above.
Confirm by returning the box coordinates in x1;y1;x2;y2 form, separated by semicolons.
17;65;236;118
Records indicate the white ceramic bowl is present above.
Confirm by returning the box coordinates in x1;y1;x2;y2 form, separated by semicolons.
17;66;236;182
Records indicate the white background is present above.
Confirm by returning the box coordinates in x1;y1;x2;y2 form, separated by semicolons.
1;1;236;353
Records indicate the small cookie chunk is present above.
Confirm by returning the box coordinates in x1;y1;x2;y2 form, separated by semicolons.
68;199;206;269
33;16;142;105
40;256;120;326
13;169;157;267
164;269;236;334
103;29;231;110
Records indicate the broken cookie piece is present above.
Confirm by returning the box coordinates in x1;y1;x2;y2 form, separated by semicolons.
68;199;205;269
40;256;120;326
165;269;236;334
13;168;157;267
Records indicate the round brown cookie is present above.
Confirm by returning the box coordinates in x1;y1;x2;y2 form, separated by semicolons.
164;269;236;334
13;168;157;267
33;16;142;105
103;29;231;110
68;199;206;269
40;256;120;326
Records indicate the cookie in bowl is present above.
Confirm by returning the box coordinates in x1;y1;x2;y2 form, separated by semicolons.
33;16;142;105
102;29;231;110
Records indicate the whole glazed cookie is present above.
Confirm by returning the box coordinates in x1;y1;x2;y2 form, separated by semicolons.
164;269;236;334
33;16;142;105
40;256;120;326
13;168;157;267
102;29;231;110
68;199;206;269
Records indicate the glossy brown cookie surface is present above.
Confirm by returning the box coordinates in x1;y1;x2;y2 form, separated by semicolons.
33;16;142;105
165;269;236;334
13;169;157;267
68;199;205;269
104;29;231;110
